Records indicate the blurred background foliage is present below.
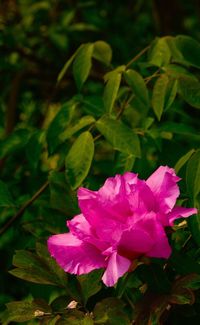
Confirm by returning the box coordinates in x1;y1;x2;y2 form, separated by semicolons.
0;0;200;324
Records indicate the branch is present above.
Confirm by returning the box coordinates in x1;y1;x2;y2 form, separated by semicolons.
126;45;150;68
0;181;49;235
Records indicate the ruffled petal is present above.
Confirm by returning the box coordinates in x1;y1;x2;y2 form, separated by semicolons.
102;252;131;287
67;214;91;241
167;206;198;226
67;214;108;251
48;233;105;275
146;166;180;213
77;186;128;243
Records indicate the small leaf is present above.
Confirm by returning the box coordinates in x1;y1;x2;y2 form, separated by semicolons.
174;149;195;173
173;274;200;291
9;249;68;287
57;46;82;83
124;69;149;106
0;180;16;207
178;76;200;109
96;116;141;157
175;35;200;69
103;71;122;114
170;288;195;305
1;299;51;323
72;43;94;90
93;298;130;325
93;40;112;65
148;37;171;67
56;310;94;325
65;131;94;189
78;269;103;305
164;78;178;110
59;115;95;142
46;101;76;155
152;74;169;120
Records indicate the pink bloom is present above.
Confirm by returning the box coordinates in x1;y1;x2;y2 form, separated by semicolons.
48;166;197;287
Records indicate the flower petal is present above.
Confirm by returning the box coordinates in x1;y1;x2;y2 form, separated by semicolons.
146;223;171;258
48;233;105;275
77;186;127;243
67;214;91;241
102;252;131;287
167;206;198;226
118;227;153;259
67;214;108;251
146;166;180;213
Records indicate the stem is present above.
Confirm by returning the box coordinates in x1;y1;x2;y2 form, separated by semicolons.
126;45;150;68
0;181;49;235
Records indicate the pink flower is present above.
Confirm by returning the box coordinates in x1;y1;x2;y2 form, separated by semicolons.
48;166;197;287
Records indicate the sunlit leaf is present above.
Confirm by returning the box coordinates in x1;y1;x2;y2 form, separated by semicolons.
174;149;195;173
93;40;112;65
148;37;171;67
73;43;94;90
103;71;122;114
96;116;141;157
65;131;94;189
178;76;200;109
124;69;149;106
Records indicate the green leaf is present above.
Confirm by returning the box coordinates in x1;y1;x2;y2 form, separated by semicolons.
9;249;68;287
46;101;76;155
0;180;16;207
93;298;130;325
164;78;178;110
178;76;200;109
103;70;122;114
175;35;200;69
173;274;200;291
124;69;149;106
148;37;171;67
57;45;82;83
158;122;200;141
78;269;103;305
72;43;94;90
186;149;200;199
170;288;195;305
174;149;195;173
93;40;112;65
59;115;95;142
152;74;169;120
1;299;51;324
65;131;94;189
96;116;141;157
56;310;94;325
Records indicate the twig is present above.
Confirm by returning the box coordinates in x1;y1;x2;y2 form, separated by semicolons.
126;45;150;68
0;181;49;235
